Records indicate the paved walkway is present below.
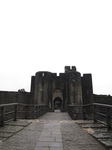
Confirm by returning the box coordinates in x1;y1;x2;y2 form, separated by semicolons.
0;113;108;150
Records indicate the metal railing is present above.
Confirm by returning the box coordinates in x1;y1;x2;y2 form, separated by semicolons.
0;103;48;126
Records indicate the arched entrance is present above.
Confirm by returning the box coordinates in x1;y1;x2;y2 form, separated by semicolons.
53;89;63;112
54;97;62;111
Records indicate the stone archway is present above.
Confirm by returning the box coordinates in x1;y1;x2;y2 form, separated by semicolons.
53;89;63;112
54;97;62;111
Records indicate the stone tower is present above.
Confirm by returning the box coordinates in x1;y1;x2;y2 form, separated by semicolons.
30;66;93;113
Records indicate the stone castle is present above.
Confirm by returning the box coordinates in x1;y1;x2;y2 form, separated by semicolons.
0;66;94;115
30;66;94;112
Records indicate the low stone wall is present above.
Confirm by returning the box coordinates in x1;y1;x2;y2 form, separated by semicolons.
68;104;94;120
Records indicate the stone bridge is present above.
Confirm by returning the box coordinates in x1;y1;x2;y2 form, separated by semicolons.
0;112;112;150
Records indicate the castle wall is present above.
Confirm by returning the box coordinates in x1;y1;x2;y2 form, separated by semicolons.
34;72;43;104
43;72;52;106
0;91;30;104
30;76;35;104
81;74;94;119
65;67;83;105
81;74;94;104
94;94;112;104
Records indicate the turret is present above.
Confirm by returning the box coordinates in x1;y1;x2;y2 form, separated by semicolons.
65;66;76;73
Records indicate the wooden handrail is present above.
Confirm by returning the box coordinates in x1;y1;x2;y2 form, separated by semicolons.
0;103;18;107
0;103;18;126
68;103;112;130
0;103;48;126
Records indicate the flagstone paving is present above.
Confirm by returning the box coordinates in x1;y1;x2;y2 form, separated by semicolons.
0;112;108;150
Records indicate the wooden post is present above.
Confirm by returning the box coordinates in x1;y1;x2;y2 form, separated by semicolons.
14;104;18;121
38;106;40;117
106;107;111;130
36;106;38;118
40;106;41;116
1;107;5;126
94;105;97;123
35;106;37;118
33;106;36;119
25;106;28;119
83;106;86;120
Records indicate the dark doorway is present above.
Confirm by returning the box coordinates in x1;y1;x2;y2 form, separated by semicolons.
54;97;62;111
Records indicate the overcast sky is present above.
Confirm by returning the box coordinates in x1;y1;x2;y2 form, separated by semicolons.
0;0;112;95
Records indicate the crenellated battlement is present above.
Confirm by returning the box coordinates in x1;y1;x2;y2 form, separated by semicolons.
65;66;76;73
